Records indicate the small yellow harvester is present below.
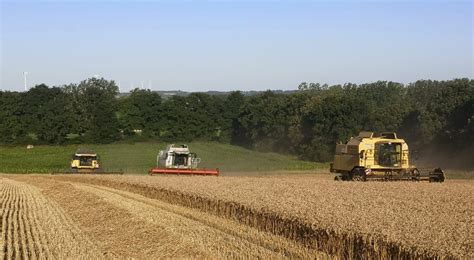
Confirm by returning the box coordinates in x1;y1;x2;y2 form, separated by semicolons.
330;132;445;182
70;148;100;172
52;148;123;174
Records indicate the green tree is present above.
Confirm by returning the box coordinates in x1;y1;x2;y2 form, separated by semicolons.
24;84;72;144
65;78;120;143
118;89;162;137
355;81;409;132
0;91;28;144
223;91;246;143
296;88;369;161
400;78;474;149
237;91;293;152
159;96;190;140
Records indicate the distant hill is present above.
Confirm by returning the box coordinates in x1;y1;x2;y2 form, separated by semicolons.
117;90;297;98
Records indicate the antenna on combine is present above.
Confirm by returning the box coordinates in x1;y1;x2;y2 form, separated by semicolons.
23;72;28;91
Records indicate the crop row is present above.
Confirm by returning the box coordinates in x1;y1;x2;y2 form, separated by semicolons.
0;178;101;258
52;175;474;258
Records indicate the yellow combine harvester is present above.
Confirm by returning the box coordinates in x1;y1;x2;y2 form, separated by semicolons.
70;148;100;172
330;132;445;182
52;148;123;174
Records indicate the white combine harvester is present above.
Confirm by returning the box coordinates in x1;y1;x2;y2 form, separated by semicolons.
149;144;219;176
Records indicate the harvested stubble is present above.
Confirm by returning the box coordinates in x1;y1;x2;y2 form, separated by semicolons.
53;175;474;259
71;182;326;258
5;175;327;259
0;177;101;259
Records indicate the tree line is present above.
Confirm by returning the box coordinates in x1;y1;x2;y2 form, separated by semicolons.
1;78;472;166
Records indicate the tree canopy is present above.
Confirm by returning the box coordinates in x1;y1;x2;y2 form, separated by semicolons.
1;77;472;168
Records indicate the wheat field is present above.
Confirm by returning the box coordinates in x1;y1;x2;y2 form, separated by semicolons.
1;175;326;259
1;174;472;259
0;178;101;259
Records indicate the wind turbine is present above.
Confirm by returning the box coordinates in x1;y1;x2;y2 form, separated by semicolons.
23;72;28;91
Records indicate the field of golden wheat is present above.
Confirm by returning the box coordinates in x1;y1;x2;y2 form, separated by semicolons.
1;175;326;259
1;174;472;259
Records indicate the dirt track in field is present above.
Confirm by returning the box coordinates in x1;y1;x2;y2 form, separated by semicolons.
1;175;326;259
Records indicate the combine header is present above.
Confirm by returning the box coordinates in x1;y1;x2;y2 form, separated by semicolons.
330;132;445;182
149;144;219;176
52;148;123;175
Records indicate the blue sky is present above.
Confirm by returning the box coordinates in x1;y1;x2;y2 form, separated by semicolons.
1;0;472;92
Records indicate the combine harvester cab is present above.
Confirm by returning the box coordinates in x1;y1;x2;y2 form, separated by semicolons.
330;132;445;182
52;148;123;175
149;144;219;176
